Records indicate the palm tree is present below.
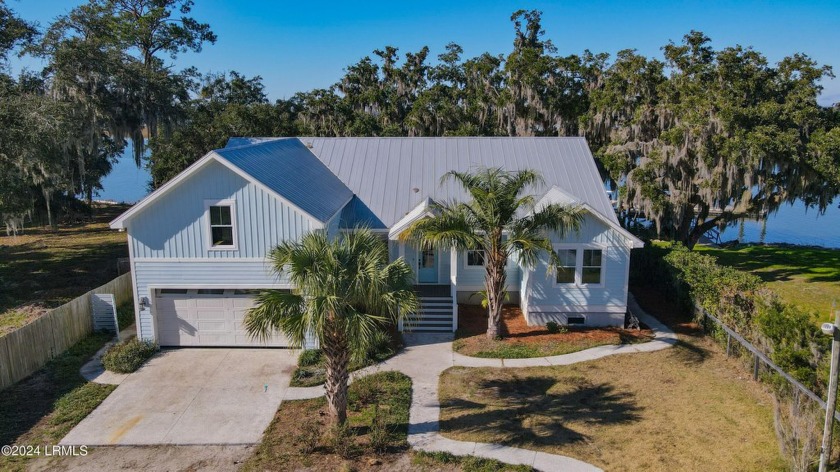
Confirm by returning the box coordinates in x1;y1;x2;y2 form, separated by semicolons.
405;168;583;339
244;229;418;425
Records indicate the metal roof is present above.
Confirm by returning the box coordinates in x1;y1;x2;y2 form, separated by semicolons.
222;137;616;229
216;138;353;223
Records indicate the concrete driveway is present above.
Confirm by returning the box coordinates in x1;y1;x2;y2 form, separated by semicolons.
61;348;298;445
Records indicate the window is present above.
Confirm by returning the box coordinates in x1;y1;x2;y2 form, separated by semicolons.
567;315;585;325
233;289;261;295
581;249;603;284
196;289;225;295
466;250;485;267
159;289;188;295
209;204;234;247
555;249;576;284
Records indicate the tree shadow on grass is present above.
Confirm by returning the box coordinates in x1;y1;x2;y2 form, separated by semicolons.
440;376;641;448
667;339;711;365
0;332;112;446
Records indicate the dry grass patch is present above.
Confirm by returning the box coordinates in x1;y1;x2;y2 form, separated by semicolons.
0;333;116;472
454;304;652;358
242;371;412;471
440;333;786;471
0;204;129;332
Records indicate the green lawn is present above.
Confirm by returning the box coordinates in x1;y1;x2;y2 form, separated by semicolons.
0;333;116;472
696;244;840;323
0;204;129;335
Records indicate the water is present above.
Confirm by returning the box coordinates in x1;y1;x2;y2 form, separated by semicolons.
97;142;152;204
96;144;840;248
717;201;840;249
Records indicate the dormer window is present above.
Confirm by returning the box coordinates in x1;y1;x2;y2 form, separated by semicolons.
206;200;236;249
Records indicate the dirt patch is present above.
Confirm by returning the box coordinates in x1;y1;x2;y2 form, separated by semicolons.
29;445;253;472
454;305;653;358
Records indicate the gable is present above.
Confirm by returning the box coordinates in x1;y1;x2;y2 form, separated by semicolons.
216;138;353;222
126;159;312;258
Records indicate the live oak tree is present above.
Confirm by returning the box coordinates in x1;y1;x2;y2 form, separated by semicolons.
38;0;216;166
585;31;840;247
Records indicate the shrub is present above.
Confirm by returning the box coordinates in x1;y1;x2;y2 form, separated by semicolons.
362;328;396;363
115;302;134;330
327;422;358;459
299;348;324;367
101;339;157;373
296;419;321;454
368;405;393;453
545;321;564;334
632;242;827;393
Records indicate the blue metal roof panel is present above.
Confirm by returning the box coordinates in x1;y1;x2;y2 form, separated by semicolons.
215;138;352;223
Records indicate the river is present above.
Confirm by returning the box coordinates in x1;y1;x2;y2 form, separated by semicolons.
97;147;840;249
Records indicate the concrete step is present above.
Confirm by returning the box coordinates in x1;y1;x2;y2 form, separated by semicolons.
405;325;453;332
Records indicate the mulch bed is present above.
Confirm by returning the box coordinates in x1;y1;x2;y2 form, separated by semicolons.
455;305;653;357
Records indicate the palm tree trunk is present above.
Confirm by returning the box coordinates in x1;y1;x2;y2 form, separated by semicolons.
485;251;507;340
322;322;350;425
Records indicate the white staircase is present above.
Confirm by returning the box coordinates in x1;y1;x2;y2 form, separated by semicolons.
406;296;455;332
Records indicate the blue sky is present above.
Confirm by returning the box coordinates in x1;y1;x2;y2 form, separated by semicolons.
6;0;840;105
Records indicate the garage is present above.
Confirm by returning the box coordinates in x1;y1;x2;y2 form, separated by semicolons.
154;289;290;347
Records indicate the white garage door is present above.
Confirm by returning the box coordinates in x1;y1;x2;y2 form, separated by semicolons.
154;289;290;347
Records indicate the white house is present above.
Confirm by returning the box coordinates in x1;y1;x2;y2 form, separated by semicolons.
110;137;643;347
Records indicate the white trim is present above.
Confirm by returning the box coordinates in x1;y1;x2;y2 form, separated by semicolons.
148;283;294;345
210;153;325;229
388;197;436;239
455;285;520;292
535;186;644;248
109;152;326;230
527;304;627;314
110;151;216;229
205;199;238;251
133;257;271;263
580;246;606;287
551;243;607;288
149;283;294;290
126;233;143;338
463;249;486;269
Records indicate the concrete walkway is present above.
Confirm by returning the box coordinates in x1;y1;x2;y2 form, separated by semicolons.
80;325;138;385
283;296;676;472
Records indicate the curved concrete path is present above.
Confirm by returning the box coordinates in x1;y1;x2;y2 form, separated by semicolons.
284;295;676;472
80;326;138;385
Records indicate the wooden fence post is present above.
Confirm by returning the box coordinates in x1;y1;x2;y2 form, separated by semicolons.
726;333;731;357
753;354;760;380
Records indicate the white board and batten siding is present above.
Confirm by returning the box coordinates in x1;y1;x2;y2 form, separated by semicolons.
126;159;311;346
523;213;632;327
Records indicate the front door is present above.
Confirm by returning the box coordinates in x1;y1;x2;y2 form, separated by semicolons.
417;245;438;283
